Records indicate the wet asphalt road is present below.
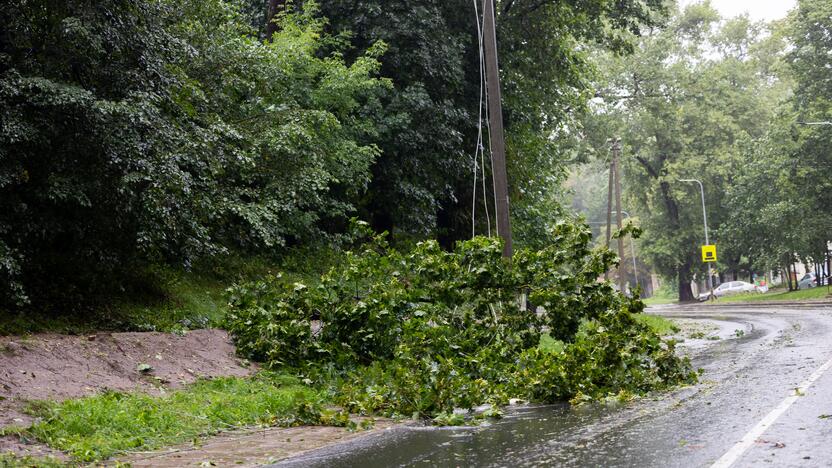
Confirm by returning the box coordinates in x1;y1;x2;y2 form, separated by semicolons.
275;304;832;467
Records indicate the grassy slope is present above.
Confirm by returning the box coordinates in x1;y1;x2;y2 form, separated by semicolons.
633;313;680;335
642;288;678;306
3;373;326;463
715;285;832;303
0;273;229;336
0;249;338;336
640;283;832;306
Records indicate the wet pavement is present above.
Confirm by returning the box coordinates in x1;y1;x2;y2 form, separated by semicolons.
273;304;832;467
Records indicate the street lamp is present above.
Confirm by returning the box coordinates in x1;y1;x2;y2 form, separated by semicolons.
612;211;639;290
679;179;715;300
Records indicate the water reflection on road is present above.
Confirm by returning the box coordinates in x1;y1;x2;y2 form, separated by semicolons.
276;404;617;467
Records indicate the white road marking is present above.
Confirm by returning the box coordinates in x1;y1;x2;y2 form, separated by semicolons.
711;356;832;468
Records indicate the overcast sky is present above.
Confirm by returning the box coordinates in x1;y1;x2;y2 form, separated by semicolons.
680;0;796;21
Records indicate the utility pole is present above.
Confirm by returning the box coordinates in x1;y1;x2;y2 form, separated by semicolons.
612;211;639;289
612;139;626;293
604;155;614;281
482;0;513;258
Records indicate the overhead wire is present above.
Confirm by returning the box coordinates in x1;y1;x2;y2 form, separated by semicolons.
472;0;492;237
481;0;499;237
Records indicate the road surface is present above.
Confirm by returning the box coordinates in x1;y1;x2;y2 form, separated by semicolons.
275;303;832;467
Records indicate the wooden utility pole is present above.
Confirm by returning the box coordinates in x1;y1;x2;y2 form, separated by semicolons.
604;155;614;281
482;0;513;258
612;139;626;293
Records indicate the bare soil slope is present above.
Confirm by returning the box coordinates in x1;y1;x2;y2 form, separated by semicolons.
0;329;254;428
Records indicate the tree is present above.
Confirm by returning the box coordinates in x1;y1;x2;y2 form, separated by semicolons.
0;0;672;308
787;0;832;269
0;0;386;307
313;0;666;246
583;2;789;300
721;0;832;285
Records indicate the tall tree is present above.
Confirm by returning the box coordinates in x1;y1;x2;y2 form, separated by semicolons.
583;2;789;300
313;0;666;246
0;0;387;307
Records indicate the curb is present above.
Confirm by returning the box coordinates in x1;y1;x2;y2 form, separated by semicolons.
649;300;832;310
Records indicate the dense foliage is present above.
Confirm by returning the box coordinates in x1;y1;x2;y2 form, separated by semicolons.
580;3;799;299
225;223;695;417
312;0;667;245
0;0;672;309
0;0;385;307
721;0;832;279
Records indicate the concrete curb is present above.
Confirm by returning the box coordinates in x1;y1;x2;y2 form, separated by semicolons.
649;300;832;310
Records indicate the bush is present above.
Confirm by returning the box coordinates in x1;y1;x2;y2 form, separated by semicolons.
0;0;386;308
225;222;696;418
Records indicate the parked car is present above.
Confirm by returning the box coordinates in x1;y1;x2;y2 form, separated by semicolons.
699;281;758;301
798;272;826;289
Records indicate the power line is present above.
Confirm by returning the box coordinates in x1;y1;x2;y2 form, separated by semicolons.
471;0;492;238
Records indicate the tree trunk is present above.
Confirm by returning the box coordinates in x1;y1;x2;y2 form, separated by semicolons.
815;263;821;286
782;254;794;290
780;264;790;290
265;0;286;40
678;261;695;302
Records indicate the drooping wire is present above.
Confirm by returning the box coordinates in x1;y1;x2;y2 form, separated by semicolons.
471;0;492;238
481;0;499;237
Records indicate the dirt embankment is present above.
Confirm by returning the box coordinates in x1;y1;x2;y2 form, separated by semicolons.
0;329;255;429
0;329;402;466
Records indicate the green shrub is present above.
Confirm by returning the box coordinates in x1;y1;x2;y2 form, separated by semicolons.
225;222;696;418
0;0;386;308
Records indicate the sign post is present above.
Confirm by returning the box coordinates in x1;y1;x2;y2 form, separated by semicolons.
680;179;714;301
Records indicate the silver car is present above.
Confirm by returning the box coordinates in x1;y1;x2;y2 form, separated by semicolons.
798;272;826;289
699;281;758;300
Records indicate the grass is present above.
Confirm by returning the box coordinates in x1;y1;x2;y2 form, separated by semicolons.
641;287;678;306
0;272;228;336
0;247;342;336
3;373;326;462
0;454;65;468
633;313;680;335
714;285;832;303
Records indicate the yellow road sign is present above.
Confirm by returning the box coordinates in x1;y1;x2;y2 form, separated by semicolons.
702;244;717;263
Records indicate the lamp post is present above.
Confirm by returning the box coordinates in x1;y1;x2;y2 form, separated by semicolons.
679;179;714;300
612;211;639;290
